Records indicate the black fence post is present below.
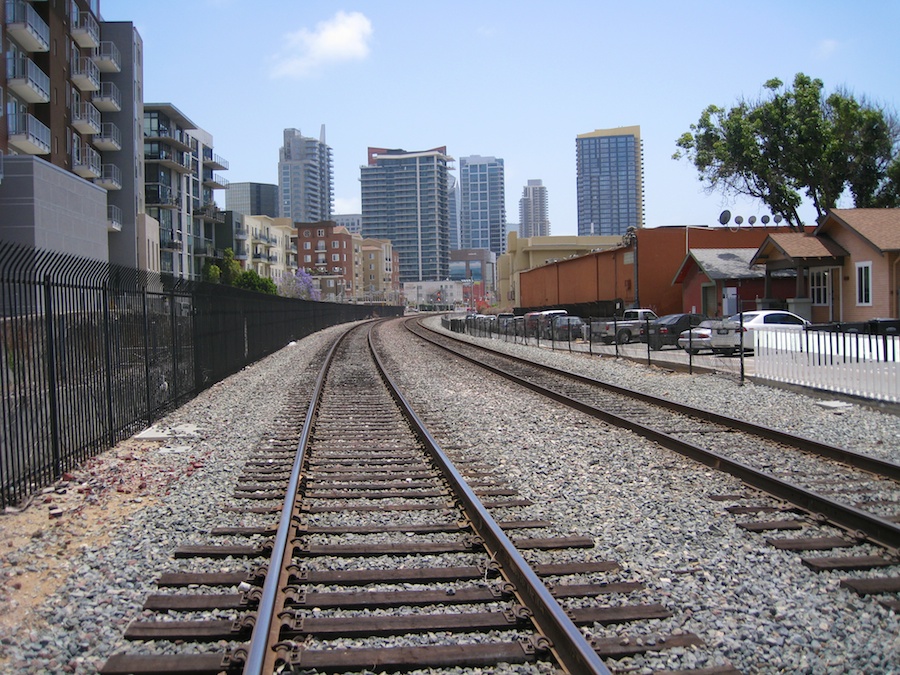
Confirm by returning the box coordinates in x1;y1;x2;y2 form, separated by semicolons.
102;286;115;446
42;273;62;476
142;288;153;426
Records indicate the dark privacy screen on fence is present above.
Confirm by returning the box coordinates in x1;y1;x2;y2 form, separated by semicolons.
0;241;398;506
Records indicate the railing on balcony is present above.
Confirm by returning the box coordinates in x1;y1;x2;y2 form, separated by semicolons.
144;147;190;172
145;183;179;207
159;230;183;251
5;0;50;52
72;10;100;49
72;101;101;135
7;55;50;103
107;203;122;232
93;81;121;112
202;147;229;170
94;122;121;152
8;112;50;154
95;163;121;190
144;126;191;150
202;172;229;189
72;142;101;178
72;56;100;92
92;40;121;72
234;228;248;240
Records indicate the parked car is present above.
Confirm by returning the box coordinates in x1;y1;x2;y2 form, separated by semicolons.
550;316;585;341
677;319;717;355
709;310;811;355
640;313;708;350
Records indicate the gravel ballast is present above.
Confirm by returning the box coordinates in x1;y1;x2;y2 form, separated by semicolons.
0;317;898;674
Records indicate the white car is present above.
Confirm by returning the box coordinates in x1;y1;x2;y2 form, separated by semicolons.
708;310;811;355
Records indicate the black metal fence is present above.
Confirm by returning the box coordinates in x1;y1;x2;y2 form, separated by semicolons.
0;241;398;506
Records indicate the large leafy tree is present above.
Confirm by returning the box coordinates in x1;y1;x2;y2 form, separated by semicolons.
234;269;277;295
674;73;899;230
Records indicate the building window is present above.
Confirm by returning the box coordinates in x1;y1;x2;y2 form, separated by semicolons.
810;269;830;306
331;254;340;262
304;255;311;263
317;229;325;236
856;262;872;306
303;230;310;237
303;241;311;249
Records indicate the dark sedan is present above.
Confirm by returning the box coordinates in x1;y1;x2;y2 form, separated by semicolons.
640;313;708;350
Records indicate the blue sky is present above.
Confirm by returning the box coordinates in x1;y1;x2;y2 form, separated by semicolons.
101;0;899;235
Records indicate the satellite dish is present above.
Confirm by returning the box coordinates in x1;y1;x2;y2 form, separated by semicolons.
718;210;731;225
773;214;783;223
761;215;770;224
748;216;757;225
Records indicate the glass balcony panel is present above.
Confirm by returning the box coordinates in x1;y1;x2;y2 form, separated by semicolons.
95;163;121;190
8;113;50;154
72;57;100;92
5;0;50;52
7;56;50;103
72;142;101;178
107;204;123;232
93;40;121;72
93;81;121;112
93;122;121;151
72;101;101;134
72;10;99;48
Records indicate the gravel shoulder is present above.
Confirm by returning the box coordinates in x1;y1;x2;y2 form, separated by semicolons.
1;316;898;674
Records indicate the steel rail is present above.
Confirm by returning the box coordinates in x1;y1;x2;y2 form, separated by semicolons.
368;327;612;675
412;319;900;481
241;323;353;675
409;319;900;553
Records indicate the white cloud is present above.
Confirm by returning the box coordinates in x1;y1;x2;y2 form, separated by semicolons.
334;196;360;215
270;11;372;79
814;38;839;59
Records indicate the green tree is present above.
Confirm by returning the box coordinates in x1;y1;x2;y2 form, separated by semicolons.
234;269;277;295
202;259;221;283
674;73;899;229
277;268;321;300
220;248;242;286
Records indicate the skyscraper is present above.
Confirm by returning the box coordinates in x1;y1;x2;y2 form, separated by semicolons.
226;182;278;217
459;155;506;255
519;179;550;238
360;146;451;282
576;125;644;236
278;127;333;222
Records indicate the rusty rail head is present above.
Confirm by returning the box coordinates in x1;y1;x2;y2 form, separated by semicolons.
241;324;352;675
367;327;611;675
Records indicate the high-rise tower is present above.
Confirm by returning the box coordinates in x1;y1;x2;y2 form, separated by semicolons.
278;126;333;222
459;155;506;255
360;146;451;282
519;179;550;238
576;125;643;236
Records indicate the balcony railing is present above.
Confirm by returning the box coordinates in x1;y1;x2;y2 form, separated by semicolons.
92;41;121;72
5;0;50;52
159;231;183;251
93;81;121;112
202;148;229;170
202;172;229;189
144;126;191;151
72;101;101;135
107;204;122;232
145;183;179;207
72;142;101;178
144;147;191;172
72;10;100;49
8;112;50;154
7;55;50;103
234;228;248;240
72;57;100;92
95;163;121;190
93;122;121;152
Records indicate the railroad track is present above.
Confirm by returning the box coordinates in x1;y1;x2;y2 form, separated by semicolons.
409;318;900;607
100;321;720;674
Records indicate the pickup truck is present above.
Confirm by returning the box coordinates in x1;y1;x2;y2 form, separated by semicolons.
590;309;658;344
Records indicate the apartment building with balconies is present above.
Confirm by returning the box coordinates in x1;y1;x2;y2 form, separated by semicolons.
0;1;147;263
143;103;228;279
295;220;353;302
244;214;295;285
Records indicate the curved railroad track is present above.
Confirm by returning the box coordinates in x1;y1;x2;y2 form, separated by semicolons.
408;318;900;601
100;321;722;674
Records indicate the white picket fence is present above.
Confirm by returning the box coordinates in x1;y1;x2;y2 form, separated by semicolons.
753;328;900;403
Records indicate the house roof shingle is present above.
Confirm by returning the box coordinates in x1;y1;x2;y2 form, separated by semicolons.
818;208;900;252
